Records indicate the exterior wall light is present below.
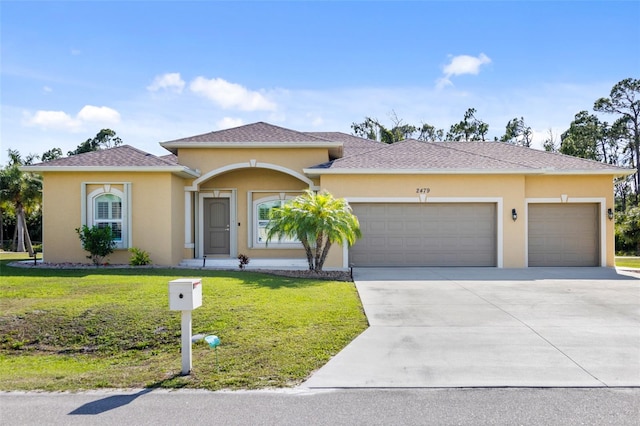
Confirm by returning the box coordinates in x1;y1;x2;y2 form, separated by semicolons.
608;208;614;220
512;208;518;221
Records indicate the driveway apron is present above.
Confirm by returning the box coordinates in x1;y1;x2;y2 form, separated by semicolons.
304;267;640;388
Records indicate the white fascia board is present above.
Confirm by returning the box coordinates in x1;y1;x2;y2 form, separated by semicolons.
303;168;633;176
160;142;343;149
21;166;201;178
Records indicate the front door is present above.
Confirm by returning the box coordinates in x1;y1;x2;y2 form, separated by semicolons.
204;198;230;255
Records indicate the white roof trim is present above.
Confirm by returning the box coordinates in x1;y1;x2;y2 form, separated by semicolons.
303;167;634;176
21;165;201;178
160;142;342;149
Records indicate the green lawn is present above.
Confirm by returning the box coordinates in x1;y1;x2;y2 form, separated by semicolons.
0;253;367;391
615;256;640;268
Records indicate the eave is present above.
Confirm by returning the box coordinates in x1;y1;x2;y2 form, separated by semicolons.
20;166;201;179
303;167;635;178
160;141;344;157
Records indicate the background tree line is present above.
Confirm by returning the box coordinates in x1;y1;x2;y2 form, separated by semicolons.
2;79;639;254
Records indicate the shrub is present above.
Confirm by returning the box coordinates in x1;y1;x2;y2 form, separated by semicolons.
129;247;152;266
75;225;115;266
238;253;250;270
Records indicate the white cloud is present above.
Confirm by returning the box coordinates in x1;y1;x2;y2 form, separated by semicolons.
147;73;185;93
28;110;79;131
26;105;121;132
216;117;244;129
189;77;276;111
306;113;324;127
71;49;81;56
43;86;52;93
77;105;121;123
437;53;492;88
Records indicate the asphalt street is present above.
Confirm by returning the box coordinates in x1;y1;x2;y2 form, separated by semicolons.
2;387;639;425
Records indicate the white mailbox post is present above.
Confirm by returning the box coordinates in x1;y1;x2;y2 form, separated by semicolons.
169;278;202;375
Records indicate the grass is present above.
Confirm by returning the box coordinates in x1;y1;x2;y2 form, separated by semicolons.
0;252;368;391
615;256;640;268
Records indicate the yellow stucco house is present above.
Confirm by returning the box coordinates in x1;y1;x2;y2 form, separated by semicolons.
24;122;633;269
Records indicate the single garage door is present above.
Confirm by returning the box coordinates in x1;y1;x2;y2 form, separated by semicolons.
350;203;497;267
528;203;599;267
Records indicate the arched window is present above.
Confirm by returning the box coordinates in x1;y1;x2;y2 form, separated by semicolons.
85;184;130;249
94;193;123;242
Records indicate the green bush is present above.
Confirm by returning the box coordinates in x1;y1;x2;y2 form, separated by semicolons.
616;206;640;255
75;225;115;266
129;247;152;266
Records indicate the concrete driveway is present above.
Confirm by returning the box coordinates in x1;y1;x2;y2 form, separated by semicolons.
304;267;640;388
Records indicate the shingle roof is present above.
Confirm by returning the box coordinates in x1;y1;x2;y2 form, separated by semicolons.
27;145;178;167
309;139;632;174
305;132;385;157
159;153;178;164
161;122;337;145
23;124;632;177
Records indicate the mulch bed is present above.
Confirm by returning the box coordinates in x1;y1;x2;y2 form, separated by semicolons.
8;261;353;282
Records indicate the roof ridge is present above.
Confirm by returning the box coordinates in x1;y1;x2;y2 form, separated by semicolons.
162;122;337;145
255;122;335;142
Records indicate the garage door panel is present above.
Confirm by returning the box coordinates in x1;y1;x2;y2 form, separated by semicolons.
350;203;497;267
388;222;404;231
528;204;599;267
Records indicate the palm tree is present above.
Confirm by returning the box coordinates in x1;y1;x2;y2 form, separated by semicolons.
266;190;362;271
0;150;42;255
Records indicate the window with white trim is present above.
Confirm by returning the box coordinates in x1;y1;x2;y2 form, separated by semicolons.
85;184;130;249
94;194;123;242
253;196;300;247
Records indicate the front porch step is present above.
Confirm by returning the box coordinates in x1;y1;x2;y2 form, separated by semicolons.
179;258;310;270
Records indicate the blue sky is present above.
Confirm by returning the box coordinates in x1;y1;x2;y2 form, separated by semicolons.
2;1;639;164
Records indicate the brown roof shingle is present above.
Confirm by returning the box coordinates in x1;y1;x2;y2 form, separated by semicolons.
312;140;631;174
161;122;337;145
27;145;179;168
305;131;385;157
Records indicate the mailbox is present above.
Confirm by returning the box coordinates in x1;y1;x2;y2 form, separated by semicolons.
169;278;202;311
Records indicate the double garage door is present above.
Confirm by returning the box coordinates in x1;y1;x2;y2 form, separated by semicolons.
350;202;600;267
350;203;497;267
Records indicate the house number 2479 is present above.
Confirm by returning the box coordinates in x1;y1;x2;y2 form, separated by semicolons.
416;188;430;194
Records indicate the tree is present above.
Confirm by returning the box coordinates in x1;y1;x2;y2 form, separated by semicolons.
542;129;558;152
446;108;489;141
351;112;417;144
594;78;640;200
500;117;532;147
266;190;362;272
0;149;42;255
617;206;640;254
68;129;122;156
41;147;63;162
559;111;605;161
416;123;445;141
76;225;116;265
387;111;417;142
351;117;394;143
